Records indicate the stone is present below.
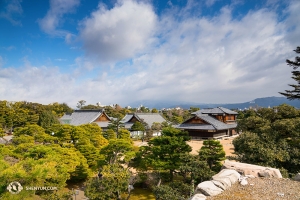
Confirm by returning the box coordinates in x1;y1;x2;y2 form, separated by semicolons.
195;181;224;196
293;173;300;181
211;180;230;190
212;169;241;185
245;175;256;178
190;193;207;200
258;171;270;177
222;160;282;178
238;176;248;186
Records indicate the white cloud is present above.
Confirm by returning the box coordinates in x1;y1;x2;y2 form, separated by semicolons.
2;46;16;51
38;0;79;36
79;0;157;63
0;0;23;26
3;1;300;106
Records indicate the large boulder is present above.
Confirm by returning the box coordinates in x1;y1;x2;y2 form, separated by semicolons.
195;181;224;196
222;160;282;178
212;169;241;190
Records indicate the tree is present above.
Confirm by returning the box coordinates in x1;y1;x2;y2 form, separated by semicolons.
279;46;300;100
131;121;146;141
77;100;86;109
118;129;131;140
99;139;135;165
151;108;158;113
134;127;191;181
107;117;125;138
232;104;300;176
38;110;60;129
178;153;213;183
84;164;131;200
103;129;117;140
198;140;226;172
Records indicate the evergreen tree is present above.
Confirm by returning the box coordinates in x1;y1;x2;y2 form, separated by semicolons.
280;46;300;100
199;140;226;172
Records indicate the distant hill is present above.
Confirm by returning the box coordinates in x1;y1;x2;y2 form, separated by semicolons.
129;97;300;109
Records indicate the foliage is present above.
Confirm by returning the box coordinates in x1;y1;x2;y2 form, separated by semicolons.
100;139;135;165
108;117;125;138
279;46;300;100
0;144;91;198
38;110;60;129
118;129;131;140
233;104;300;175
131;121;145;132
104;129;117;140
178;153;214;183
77;100;86;109
133;127;191;180
79;124;108;148
84;164;131;200
153;184;185;200
198;140;226;172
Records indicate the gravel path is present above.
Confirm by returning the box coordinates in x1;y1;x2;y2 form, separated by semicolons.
206;177;300;200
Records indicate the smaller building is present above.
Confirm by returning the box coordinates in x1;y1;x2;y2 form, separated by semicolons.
177;107;238;139
121;113;166;137
60;109;113;130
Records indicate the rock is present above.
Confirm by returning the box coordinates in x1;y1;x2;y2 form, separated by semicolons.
222;160;282;178
212;169;241;185
238;176;248;186
190;193;207;200
211;180;230;190
195;181;224;196
277;193;284;197
258;171;270;177
293;173;300;181
245;175;256;178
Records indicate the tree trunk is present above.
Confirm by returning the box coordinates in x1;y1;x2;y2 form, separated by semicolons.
169;169;173;181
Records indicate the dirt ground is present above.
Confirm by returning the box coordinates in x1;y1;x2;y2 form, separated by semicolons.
133;136;237;157
187;136;236;156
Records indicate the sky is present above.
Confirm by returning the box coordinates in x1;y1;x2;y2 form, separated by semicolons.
0;0;299;108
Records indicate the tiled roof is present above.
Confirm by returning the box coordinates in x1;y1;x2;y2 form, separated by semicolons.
122;113;166;129
192;107;238;115
179;113;237;131
60;109;104;126
176;123;215;130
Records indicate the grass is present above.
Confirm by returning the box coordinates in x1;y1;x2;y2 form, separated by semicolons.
127;188;155;200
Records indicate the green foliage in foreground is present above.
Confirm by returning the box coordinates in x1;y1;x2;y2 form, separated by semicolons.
233;104;300;176
199;140;226;172
85;164;131;200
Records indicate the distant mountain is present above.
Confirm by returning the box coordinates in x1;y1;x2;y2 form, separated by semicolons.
129;97;300;109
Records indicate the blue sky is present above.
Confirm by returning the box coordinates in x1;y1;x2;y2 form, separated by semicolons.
0;0;299;108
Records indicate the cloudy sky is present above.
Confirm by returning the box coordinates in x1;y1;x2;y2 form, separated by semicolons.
0;0;299;107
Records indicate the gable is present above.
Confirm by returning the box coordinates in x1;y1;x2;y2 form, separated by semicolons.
184;116;209;124
93;113;110;122
128;115;139;123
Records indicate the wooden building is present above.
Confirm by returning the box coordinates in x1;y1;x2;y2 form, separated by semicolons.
177;107;238;139
60;109;113;130
121;113;166;137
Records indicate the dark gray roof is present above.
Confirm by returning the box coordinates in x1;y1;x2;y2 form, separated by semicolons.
122;113;166;129
60;109;107;126
192;107;238;115
176;123;215;130
178;114;237;131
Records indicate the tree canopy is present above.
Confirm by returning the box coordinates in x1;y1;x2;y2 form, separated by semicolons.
279;46;300;100
233;104;300;176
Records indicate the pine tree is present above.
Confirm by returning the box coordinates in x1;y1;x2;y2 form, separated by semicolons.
279;46;300;100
